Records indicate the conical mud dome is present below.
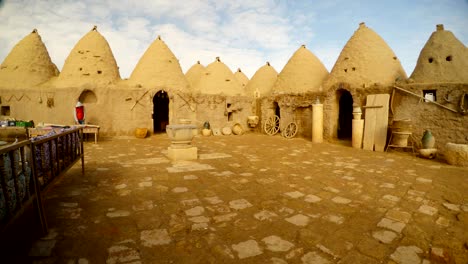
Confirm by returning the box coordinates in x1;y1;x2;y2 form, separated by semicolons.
245;62;278;98
130;36;189;92
273;45;329;94
410;24;468;83
234;68;249;87
57;26;120;86
185;61;205;90
0;29;58;88
325;22;407;88
194;57;244;96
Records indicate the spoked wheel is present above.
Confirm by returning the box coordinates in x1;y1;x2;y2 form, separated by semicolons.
264;115;280;135
281;122;298;138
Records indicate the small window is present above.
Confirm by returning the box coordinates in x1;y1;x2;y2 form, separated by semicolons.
428;57;434;63
423;90;437;102
228;112;233;122
97;70;102;74
0;96;2;104
344;69;348;73
352;67;356;71
1;106;10;116
446;55;452;62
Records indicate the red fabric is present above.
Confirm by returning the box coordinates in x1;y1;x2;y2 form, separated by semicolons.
76;106;84;120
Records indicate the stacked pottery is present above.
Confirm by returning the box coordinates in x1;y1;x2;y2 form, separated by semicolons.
419;129;437;159
202;121;211;136
391;119;412;147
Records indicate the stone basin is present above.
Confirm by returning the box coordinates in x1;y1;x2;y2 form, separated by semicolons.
166;124;197;148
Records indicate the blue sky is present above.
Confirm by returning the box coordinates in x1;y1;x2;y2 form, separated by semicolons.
0;0;467;78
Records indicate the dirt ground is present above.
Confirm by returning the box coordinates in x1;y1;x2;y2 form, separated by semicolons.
14;133;468;263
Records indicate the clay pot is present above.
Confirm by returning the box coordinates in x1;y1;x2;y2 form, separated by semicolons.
392;119;412;132
419;148;437;159
421;130;435;149
201;128;211;136
391;132;411;147
135;128;148;139
222;127;232;135
232;123;243;135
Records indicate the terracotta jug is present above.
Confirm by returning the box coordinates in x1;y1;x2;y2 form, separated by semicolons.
421;130;435;149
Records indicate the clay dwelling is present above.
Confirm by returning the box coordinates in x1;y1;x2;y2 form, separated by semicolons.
192;57;251;131
0;29;58;90
120;35;193;135
262;45;329;139
392;24;468;153
234;68;249;88
323;22;407;141
244;62;278;129
185;61;205;90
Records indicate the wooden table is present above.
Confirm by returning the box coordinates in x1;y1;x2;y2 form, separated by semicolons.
81;125;100;144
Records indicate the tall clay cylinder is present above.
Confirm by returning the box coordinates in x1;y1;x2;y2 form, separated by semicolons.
352;119;364;148
312;104;323;143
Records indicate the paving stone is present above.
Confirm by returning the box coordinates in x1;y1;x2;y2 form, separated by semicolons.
322;214;344;225
436;216;450;227
183;175;198;180
172;187;188;193
418;205;438;216
390;246;422;264
229;199;253;210
106;210;130;218
279;207;295;215
138;181;152;187
199;153;232;159
331;196;351;204
60;202;79;208
372;230;397;244
254;210;278;221
430;247;452;263
323;187;340;193
107;244;141;263
385;209;412;224
416;177;432;183
115;184;127;189
188;216;210;223
407;190;425;197
132;200;154;211
301;251;330;264
377;218;406;233
140;229;172;246
262;235;294;252
382;195;401;202
192;223;208;231
316;244;339;259
185;206;205;216
167;162;214;173
442;202;460;211
204;196;223;204
286;247;304;259
180;198;201;207
240;172;253;177
379;183;395;188
285;214;309;227
77;259;89;264
29;239;56;257
231;240;263;259
304;194;322;203
284;191;305;199
342;176;355;181
213;213;237;223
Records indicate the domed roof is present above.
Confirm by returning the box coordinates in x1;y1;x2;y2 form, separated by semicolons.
185;61;205;89
0;29;58;89
234;68;249;87
194;57;244;96
245;62;278;98
410;24;468;83
273;45;329;94
57;26;120;86
130;36;189;92
324;22;407;88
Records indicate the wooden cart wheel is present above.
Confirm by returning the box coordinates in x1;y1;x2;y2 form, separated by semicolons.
264;115;280;135
281;122;298;138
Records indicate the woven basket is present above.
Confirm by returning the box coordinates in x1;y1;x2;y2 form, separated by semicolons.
135;128;148;139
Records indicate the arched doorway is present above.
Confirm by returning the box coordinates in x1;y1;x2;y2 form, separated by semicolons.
337;89;353;139
274;102;280;118
153;90;169;133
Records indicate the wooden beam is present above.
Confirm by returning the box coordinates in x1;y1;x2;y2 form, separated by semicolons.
393;86;458;113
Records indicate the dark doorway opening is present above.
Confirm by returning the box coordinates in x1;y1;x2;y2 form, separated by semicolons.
338;90;353;139
153;90;169;133
274;102;280;118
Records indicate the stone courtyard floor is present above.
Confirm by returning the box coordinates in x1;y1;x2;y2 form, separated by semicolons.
25;134;468;263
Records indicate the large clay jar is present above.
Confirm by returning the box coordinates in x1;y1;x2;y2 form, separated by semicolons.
201;128;211;136
421;130;435;149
